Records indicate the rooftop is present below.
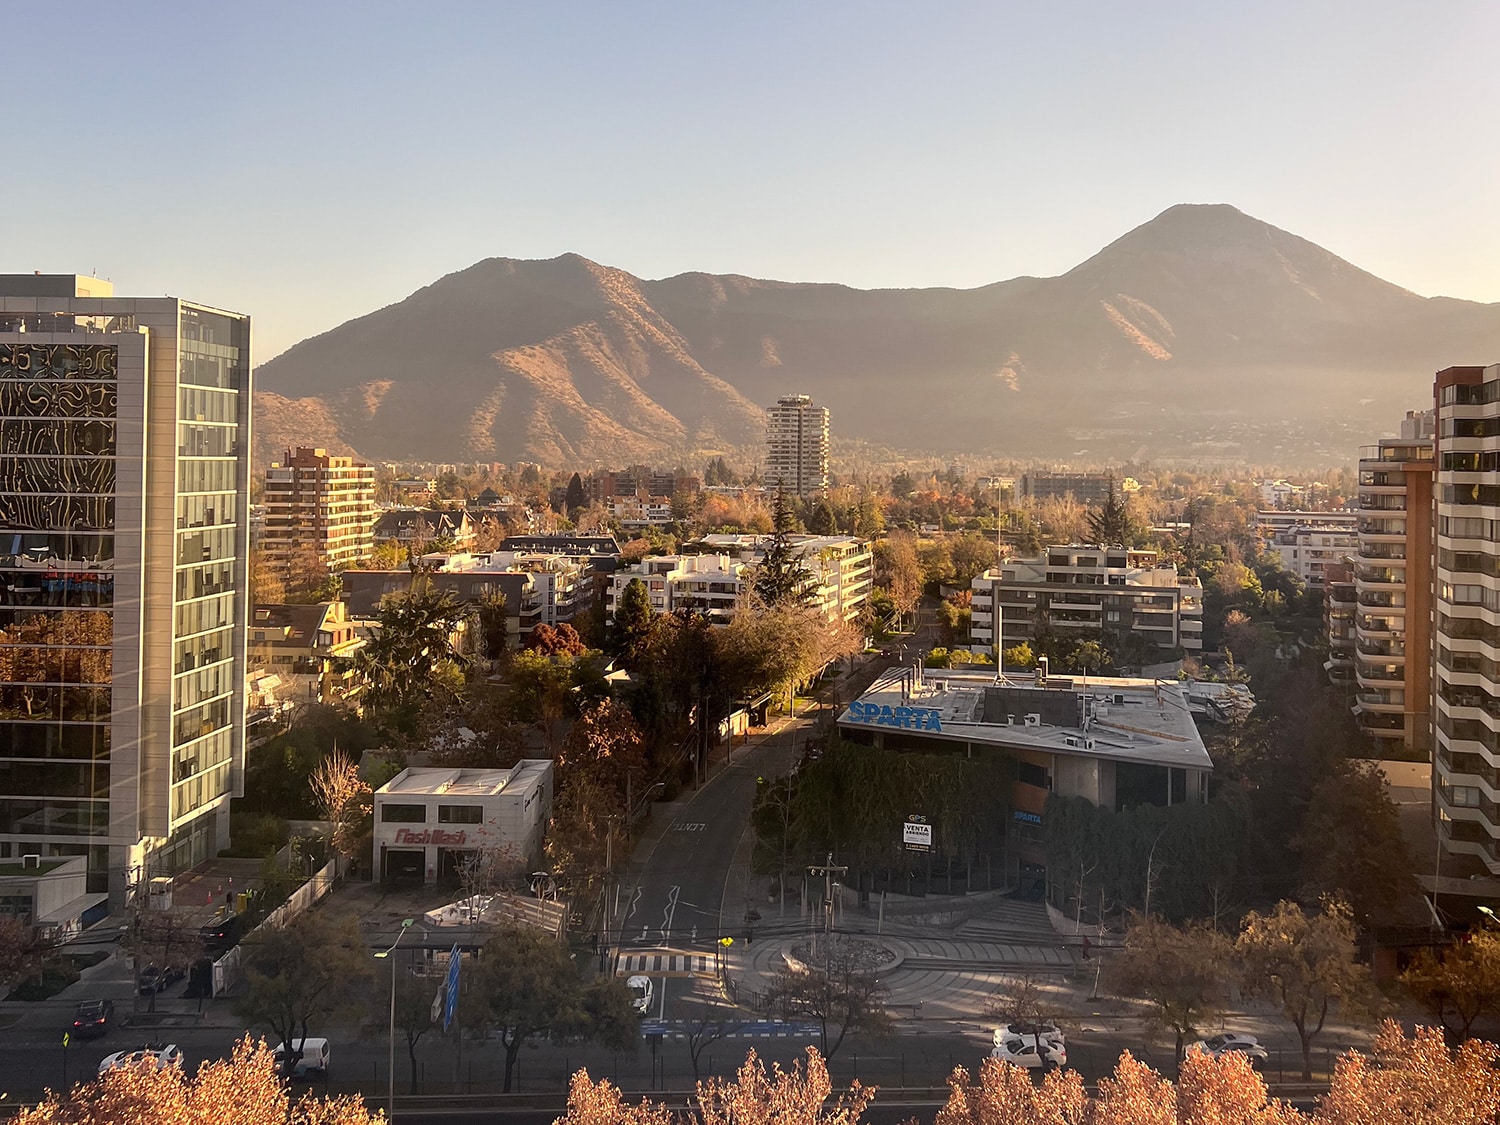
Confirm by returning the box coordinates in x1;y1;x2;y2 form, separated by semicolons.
377;762;551;798
839;670;1214;771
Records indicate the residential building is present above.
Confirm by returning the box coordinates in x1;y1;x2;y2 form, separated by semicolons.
1350;414;1434;751
1255;509;1358;537
1018;472;1114;506
970;546;1203;657
1323;559;1357;689
765;394;829;498
0;274;252;900
374;762;553;884
247;601;365;710
606;554;749;625
1266;521;1361;587
697;533;874;622
1432;363;1500;875
838;668;1212;898
261;447;376;578
371;507;476;554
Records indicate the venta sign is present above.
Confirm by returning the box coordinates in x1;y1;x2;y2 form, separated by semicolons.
393;828;469;846
846;701;942;732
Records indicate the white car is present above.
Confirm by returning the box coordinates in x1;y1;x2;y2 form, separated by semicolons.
273;1037;331;1078
98;1043;184;1075
990;1035;1067;1070
996;1021;1066;1049
625;974;653;1014
1189;1033;1268;1063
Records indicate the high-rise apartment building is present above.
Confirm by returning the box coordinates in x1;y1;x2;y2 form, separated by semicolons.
1351;411;1434;752
765;394;829;497
262;447;375;578
1433;364;1500;875
0;275;252;901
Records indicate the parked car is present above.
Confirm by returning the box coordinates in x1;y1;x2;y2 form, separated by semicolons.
990;1035;1067;1070
98;1043;184;1075
198;914;245;956
625;974;654;1014
71;999;114;1039
1189;1032;1268;1063
272;1037;331;1079
137;964;186;996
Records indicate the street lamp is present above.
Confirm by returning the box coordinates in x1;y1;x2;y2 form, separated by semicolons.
374;918;415;1118
1479;905;1499;925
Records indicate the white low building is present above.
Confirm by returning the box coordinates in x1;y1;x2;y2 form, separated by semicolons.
374;763;553;885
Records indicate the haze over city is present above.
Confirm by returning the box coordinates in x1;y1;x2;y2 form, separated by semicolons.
4;1;1498;362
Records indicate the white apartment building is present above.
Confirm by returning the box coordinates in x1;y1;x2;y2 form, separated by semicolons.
765;394;829;498
699;533;873;622
971;546;1203;657
606;555;748;625
1255;510;1358;537
0;275;252;901
1432;363;1500;875
1267;523;1361;587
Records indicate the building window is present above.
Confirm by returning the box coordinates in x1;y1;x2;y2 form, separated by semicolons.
380;804;426;823
437;804;483;824
1017;761;1050;790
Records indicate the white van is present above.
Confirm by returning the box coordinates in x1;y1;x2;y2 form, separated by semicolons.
273;1037;331;1078
625;975;653;1014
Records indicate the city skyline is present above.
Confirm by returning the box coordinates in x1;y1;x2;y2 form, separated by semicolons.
3;2;1497;363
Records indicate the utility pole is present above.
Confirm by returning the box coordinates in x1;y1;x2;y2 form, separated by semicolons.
806;855;847;960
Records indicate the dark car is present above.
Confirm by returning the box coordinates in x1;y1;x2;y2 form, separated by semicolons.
72;999;114;1039
198;914;245;956
138;964;187;996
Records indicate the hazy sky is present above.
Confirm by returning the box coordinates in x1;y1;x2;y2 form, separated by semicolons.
6;1;1496;361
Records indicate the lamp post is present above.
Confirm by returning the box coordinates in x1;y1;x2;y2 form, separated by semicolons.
374;918;415;1118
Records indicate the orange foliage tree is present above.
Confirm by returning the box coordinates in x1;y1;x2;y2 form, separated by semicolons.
13;1036;381;1124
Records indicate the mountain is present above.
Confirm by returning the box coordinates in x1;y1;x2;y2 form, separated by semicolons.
252;205;1500;467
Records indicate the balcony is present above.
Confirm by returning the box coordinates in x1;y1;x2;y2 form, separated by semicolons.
1355;707;1405;731
1355;567;1405;588
1358;496;1407;512
1356;640;1406;659
1356;665;1405;689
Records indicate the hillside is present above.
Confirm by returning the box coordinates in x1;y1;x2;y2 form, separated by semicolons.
253;205;1500;467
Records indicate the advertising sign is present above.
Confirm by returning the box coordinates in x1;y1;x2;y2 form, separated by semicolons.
903;816;932;851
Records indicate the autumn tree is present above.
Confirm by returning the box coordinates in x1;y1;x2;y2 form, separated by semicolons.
1401;927;1500;1042
235;912;373;1072
936;1057;1090;1125
309;749;372;860
1316;1020;1500;1125
873;532;922;629
0;916;51;997
545;700;648;885
1236;898;1377;1080
127;907;204;1013
12;1036;381;1125
766;941;892;1060
524;622;588;657
1109;914;1232;1064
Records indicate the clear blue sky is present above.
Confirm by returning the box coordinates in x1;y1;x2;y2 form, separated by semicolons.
6;1;1496;361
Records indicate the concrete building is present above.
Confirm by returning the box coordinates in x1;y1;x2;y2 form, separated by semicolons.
375;763;553;885
1324;559;1357;689
262;447;375;578
1266;521;1360;587
1255;510;1359;537
1432;364;1500;875
0;855;106;942
1350;414;1434;751
248;601;365;710
0;275;252;900
606;554;749;625
698;533;874;622
838;668;1212;896
765;394;829;498
970;546;1203;658
1018;472;1114;506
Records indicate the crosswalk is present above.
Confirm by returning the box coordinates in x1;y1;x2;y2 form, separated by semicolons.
616;949;716;976
639;1019;822;1040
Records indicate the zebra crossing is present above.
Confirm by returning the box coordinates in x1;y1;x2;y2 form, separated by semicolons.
615;948;716;976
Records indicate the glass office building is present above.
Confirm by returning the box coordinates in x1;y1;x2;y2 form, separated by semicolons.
0;276;251;902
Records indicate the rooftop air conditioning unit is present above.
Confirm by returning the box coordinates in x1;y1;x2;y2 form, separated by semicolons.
1023;713;1042;727
1113;693;1126;706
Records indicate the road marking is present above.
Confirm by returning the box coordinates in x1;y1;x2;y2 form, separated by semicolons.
671;822;706;831
661;885;680;939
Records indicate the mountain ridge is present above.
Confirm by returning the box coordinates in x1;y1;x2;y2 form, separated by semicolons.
253;204;1500;467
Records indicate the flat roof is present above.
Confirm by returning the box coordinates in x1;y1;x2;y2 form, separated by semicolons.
838;670;1214;771
377;761;551;798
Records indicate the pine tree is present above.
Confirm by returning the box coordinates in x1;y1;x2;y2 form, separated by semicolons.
1087;483;1137;546
753;492;813;606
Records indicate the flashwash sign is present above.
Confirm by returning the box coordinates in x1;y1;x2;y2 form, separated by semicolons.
903;816;932;852
846;701;943;731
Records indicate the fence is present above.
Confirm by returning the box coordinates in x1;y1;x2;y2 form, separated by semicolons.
212;854;348;996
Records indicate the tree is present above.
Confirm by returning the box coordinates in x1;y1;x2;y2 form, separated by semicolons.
1108;915;1232;1064
565;472;587;516
345;585;468;731
1001;641;1036;670
1401;927;1500;1042
248;548;286;607
1236;898;1377;1080
392;967;441;1094
235;912;373;1072
1292;761;1413;927
948;533;997;585
474;925;636;1092
766;940;892;1060
983;974;1070;1069
0;916;52;997
1087;486;1138;547
807;498;838;535
12;1036;381;1125
873;533;922;629
753;493;813;606
611;578;656;666
127;907;204;1014
473;590;509;662
682;998;747;1081
309;749;372;861
1317;1020;1500;1125
936;1056;1090;1125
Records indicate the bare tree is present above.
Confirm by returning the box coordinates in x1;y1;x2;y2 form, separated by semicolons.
310;749;372;860
684;998;747;1081
766;941;891;1060
126;907;204;1013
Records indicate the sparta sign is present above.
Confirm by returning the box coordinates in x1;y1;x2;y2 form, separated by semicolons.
845;701;943;731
